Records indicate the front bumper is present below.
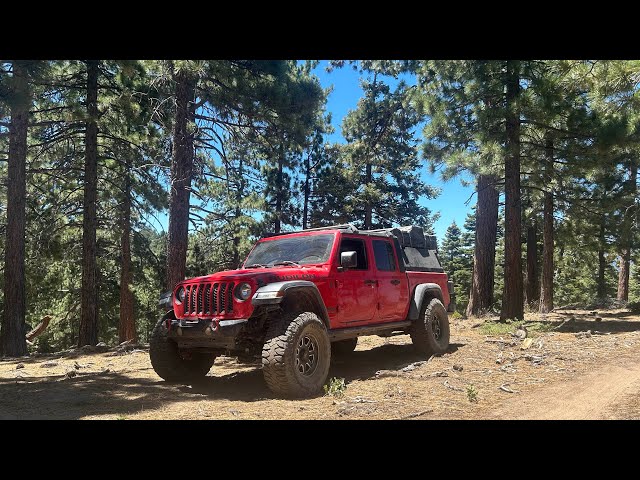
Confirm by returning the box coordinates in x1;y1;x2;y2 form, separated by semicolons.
167;318;248;350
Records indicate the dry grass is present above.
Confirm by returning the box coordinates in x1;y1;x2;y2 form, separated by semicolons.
1;307;640;420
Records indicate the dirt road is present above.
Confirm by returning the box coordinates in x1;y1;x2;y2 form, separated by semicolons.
1;308;640;420
488;357;640;420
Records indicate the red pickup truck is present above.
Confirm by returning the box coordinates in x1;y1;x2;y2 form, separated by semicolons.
152;224;455;397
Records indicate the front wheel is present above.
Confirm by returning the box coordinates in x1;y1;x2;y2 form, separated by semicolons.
149;313;216;383
262;311;331;398
410;298;450;356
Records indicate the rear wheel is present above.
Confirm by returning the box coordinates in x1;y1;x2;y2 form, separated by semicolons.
410;298;450;356
149;314;216;383
262;311;331;398
331;337;358;356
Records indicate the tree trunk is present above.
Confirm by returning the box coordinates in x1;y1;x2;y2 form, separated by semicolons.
501;60;524;321
466;174;499;317
78;60;100;347
166;68;196;291
231;157;244;268
303;154;311;230
1;61;30;357
364;161;372;229
597;215;606;301
275;151;283;234
118;162;135;343
539;137;554;313
526;223;539;307
617;249;631;301
617;160;637;301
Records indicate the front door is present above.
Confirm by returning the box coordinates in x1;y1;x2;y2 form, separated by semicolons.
371;239;409;322
335;236;378;325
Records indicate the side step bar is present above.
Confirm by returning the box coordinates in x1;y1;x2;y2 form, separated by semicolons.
328;320;412;342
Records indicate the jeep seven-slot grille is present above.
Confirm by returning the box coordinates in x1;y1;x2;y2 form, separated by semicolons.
183;282;234;316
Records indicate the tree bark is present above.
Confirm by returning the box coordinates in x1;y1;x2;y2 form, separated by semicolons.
617;249;631;301
303;154;311;230
597;215;606;301
539;137;554;314
466;174;499;317
617;160;637;301
275;149;283;234
501;60;524;321
526;222;539;307
1;61;30;357
78;60;100;347
118;161;135;343
231;156;244;268
166;68;196;291
364;161;372;229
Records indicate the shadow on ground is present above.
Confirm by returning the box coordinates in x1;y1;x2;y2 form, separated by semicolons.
0;342;462;419
330;342;463;382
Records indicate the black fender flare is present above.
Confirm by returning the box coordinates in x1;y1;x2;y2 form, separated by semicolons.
251;280;330;327
408;283;445;321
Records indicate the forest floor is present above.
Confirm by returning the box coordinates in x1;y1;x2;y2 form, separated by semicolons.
1;307;640;420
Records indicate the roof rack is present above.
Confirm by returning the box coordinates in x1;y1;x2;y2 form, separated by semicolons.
301;224;358;233
263;224;358;237
263;224;434;245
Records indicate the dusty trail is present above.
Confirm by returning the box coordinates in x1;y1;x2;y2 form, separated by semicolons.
489;357;640;419
2;308;640;420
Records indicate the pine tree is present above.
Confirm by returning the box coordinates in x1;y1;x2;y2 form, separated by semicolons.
0;61;32;356
412;61;505;317
340;69;437;229
440;221;473;313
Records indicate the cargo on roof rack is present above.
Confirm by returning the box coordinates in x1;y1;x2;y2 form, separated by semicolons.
366;225;443;273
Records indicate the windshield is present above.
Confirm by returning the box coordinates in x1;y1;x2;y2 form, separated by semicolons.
244;234;335;267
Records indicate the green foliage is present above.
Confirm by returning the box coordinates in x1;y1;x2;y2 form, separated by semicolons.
318;62;439;230
480;320;555;337
2;59;640;352
440;220;473;314
323;377;346;398
466;384;478;403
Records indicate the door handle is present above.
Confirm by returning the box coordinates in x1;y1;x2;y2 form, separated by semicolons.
390;279;401;285
364;279;377;286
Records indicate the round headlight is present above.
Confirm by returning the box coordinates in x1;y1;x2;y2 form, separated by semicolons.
234;283;252;301
176;287;185;303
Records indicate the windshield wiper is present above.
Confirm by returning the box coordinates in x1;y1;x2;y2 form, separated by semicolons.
245;263;270;269
272;261;301;267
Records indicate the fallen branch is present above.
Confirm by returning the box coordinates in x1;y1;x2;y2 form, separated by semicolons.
391;409;433;420
484;338;517;346
374;370;404;378
443;380;463;391
553;304;579;310
26;315;51;341
499;384;519;394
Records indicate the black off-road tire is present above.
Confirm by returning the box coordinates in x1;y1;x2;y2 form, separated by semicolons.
149;314;216;383
331;337;358;356
410;298;450;356
262;311;331;398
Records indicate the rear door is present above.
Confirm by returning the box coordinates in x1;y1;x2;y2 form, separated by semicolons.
372;239;409;322
335;235;378;325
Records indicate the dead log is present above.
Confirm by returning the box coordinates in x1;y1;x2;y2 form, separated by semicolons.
26;315;51;341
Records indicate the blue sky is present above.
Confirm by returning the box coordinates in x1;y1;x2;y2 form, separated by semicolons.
150;62;475;242
312;61;475;240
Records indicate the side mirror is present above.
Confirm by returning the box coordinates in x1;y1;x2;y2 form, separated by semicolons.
340;251;357;269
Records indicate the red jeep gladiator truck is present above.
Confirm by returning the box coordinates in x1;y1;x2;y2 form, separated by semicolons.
153;224;455;398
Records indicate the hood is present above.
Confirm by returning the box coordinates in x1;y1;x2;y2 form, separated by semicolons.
179;264;331;286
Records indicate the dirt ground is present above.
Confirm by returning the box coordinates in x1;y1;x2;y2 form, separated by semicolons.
2;308;640;420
